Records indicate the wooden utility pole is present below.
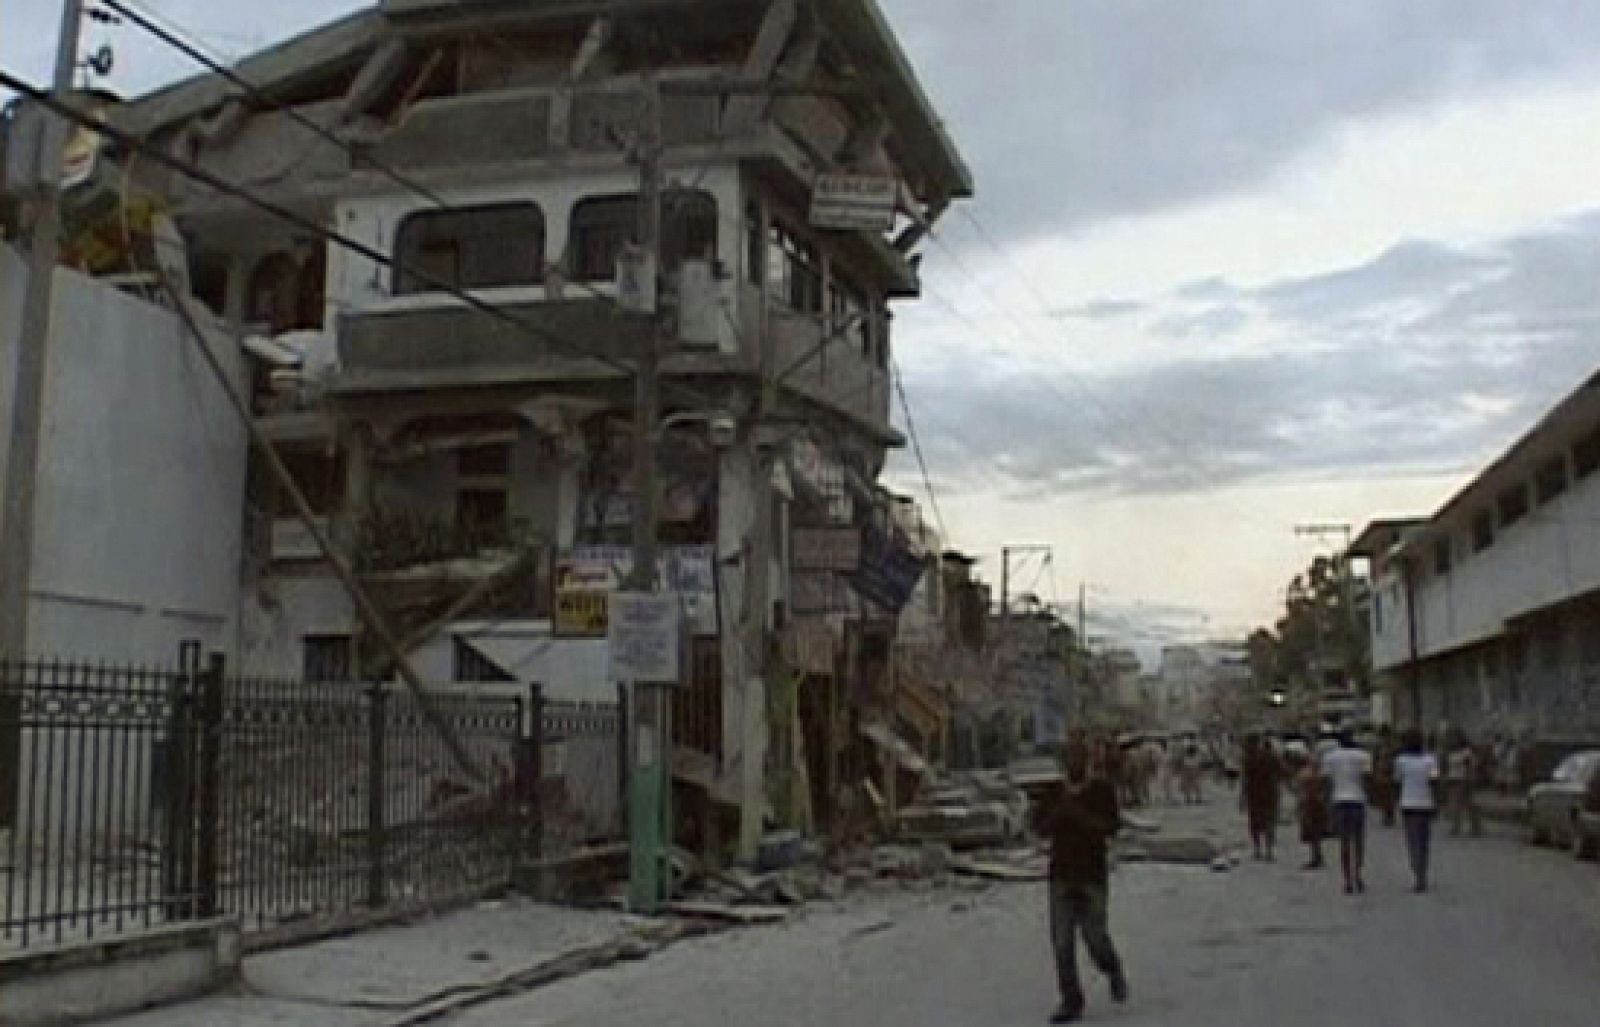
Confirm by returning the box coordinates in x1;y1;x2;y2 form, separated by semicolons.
1;0;82;663
1;0;83;829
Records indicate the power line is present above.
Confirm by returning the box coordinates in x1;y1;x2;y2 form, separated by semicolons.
890;356;949;544
99;0;940;498
0;67;764;420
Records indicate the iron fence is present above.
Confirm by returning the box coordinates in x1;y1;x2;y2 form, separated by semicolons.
0;658;207;950
0;655;566;951
538;696;625;859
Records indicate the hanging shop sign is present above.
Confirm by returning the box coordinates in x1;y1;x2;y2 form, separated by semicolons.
810;174;898;232
850;522;926;613
608;591;681;684
553;545;717;638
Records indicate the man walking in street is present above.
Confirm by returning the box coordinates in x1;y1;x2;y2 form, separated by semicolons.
1321;730;1372;894
1038;736;1130;1024
1395;727;1441;892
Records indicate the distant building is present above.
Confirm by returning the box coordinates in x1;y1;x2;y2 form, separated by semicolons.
1155;641;1250;729
1358;370;1600;739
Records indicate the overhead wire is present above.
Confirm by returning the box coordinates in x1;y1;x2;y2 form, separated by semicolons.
890;356;949;544
99;0;952;515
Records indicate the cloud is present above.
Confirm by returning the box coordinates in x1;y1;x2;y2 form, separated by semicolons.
883;0;1600;245
893;215;1600;499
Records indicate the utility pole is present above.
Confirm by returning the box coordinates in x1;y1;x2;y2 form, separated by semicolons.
1295;522;1355;725
1;0;83;828
998;544;1050;633
1;0;82;661
625;72;668;914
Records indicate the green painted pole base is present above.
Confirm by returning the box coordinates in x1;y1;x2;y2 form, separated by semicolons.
629;762;665;913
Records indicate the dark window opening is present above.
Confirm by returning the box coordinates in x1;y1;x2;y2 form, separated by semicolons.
745;201;764;285
1536;456;1569;505
1575;424;1600;480
1434;536;1452;575
303;634;353;683
457;488;510;545
1471;510;1494;552
247;252;306;333
1497;483;1529;528
190;251;230;317
663;190;718;268
395;202;544;294
569;190;717;282
458;443;511;477
453;637;515;683
767;220;821;314
275;448;346;517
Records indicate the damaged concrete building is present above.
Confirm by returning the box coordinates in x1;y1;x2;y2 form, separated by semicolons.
89;0;970;855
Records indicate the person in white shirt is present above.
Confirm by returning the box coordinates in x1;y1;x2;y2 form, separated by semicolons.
1319;731;1373;895
1394;728;1441;893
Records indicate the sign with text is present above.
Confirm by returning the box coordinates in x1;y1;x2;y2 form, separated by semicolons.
809;174;898;232
850;522;926;613
554;545;718;637
608;592;681;684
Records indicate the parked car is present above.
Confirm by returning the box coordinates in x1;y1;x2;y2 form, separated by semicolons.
1527;749;1600;852
1572;769;1600;860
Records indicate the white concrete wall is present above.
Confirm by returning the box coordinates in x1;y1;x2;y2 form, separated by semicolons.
238;575;356;679
0;246;248;663
1394;470;1600;666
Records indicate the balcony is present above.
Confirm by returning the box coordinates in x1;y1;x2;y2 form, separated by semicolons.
767;308;892;432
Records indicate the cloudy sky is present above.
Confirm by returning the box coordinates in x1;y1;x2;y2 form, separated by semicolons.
6;1;1600;655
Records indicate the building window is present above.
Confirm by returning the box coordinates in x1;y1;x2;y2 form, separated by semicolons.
394;202;545;294
275;447;346;517
1471;510;1494;552
829;275;871;357
1574;424;1600;480
568;190;717;282
452;637;514;682
745;201;764;285
457;443;511;477
1497;483;1529;528
1536;455;1569;505
1434;535;1452;575
767;220;822;314
303;634;352;683
457;489;509;543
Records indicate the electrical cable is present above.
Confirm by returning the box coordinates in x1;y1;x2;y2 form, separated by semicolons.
890;356;949;544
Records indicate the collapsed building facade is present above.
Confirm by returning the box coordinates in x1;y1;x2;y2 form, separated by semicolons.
83;0;970;856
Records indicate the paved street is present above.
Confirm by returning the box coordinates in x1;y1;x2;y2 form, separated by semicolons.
447;797;1600;1027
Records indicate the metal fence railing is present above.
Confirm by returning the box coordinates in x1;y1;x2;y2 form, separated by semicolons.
538;698;624;859
1;655;626;952
0;658;203;950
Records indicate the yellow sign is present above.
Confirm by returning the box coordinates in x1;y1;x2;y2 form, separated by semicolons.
554;590;609;637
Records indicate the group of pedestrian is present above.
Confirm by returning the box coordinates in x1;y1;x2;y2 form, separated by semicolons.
1109;735;1206;810
1239;725;1478;897
1035;722;1490;1021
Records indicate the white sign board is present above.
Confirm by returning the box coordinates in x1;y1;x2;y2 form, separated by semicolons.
810;175;897;232
608;592;681;684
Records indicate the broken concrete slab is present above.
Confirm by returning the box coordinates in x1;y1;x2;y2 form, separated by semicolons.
1120;835;1221;865
665;902;792;925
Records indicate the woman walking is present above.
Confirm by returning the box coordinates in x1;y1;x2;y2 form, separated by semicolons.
1240;735;1283;860
1395;728;1441;892
1296;751;1329;869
